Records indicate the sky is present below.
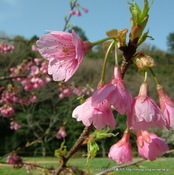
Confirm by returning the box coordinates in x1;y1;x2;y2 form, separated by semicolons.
0;0;174;51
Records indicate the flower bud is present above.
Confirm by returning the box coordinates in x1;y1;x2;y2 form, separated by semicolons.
135;53;155;70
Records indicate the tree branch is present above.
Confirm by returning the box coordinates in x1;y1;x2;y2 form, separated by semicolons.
54;126;93;175
119;40;137;78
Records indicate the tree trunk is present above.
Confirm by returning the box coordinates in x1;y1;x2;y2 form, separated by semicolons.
41;141;46;157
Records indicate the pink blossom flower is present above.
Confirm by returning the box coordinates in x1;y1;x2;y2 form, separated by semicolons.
56;127;67;139
72;97;116;130
24;164;35;173
30;95;37;103
59;88;72;99
108;130;132;164
7;154;22;164
36;30;92;82
92;66;133;114
157;84;174;129
34;58;41;65
0;42;14;53
31;45;39;51
30;66;39;75
0;105;15;117
6;153;23;168
59;93;64;99
70;10;75;15
76;10;81;16
10;121;21;130
127;82;165;130
63;88;71;96
83;8;89;13
136;131;169;161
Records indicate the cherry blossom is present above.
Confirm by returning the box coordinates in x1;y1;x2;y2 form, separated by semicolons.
92;66;133;114
82;8;89;13
72;97;116;130
76;10;81;16
108;130;132;164
70;10;76;15
6;154;23;168
136;130;169;161
36;30;92;81
31;45;40;51
0;42;14;53
10;121;21;130
157;84;174;129
127;82;165;130
0;105;15;117
56;127;67;139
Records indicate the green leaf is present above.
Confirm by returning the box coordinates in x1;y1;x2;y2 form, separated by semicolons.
93;129;119;141
87;141;99;163
54;139;67;158
140;0;150;21
138;30;154;46
129;0;152;27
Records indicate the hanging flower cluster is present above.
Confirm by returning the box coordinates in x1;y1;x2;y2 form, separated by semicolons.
36;0;172;166
69;3;88;16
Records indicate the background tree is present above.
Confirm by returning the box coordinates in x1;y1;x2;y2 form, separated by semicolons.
167;32;174;53
68;26;88;41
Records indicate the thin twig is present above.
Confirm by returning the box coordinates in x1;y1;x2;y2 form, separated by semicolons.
95;159;145;175
0;75;27;81
95;149;174;175
0;161;55;171
63;0;78;31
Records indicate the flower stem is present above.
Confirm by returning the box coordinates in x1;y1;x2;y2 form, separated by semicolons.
91;37;115;47
114;42;118;65
148;67;159;84
144;70;148;82
100;41;115;85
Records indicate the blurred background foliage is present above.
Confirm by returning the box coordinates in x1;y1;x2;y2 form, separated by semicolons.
1;27;174;158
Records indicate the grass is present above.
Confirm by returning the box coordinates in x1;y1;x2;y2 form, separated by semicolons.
0;157;174;175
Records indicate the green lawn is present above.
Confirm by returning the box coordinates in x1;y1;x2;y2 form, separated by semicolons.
0;157;173;175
